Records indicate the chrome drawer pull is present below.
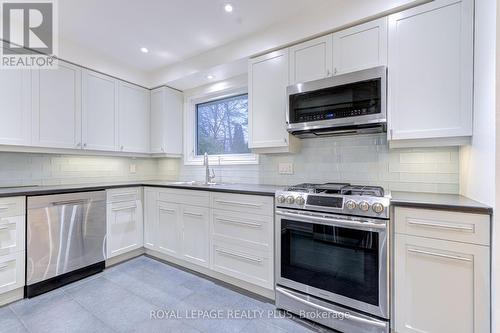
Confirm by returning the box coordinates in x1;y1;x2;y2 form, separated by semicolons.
0;264;9;270
0;206;8;211
183;211;203;217
216;217;262;228
112;205;137;211
408;248;472;262
159;208;175;213
216;248;262;263
215;200;263;208
0;224;10;230
407;219;474;232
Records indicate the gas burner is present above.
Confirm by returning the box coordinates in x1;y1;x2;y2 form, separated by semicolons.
340;185;385;197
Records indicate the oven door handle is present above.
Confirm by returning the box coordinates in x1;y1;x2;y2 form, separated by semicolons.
276;210;386;231
276;287;388;329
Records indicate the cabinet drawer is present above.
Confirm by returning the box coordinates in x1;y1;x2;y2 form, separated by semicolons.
212;209;272;248
158;189;209;207
212;237;273;290
106;187;141;203
0;197;25;218
0;216;25;256
0;251;25;294
395;207;490;245
211;192;273;216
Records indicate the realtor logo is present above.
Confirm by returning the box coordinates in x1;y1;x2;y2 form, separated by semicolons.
1;0;58;68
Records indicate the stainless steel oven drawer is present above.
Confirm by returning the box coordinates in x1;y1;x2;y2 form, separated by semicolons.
276;286;389;333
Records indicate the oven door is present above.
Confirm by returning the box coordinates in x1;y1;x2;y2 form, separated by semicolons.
275;209;389;319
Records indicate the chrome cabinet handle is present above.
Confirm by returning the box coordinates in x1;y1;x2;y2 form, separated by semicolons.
120;145;124;151
275;287;388;328
407;248;472;262
0;222;12;230
215;248;262;263
112;205;137;211
0;206;8;211
183;211;203;217
0;264;9;270
215;217;262;228
215;200;263;208
83;143;87;148
407;218;474;232
76;142;81;148
159;207;175;213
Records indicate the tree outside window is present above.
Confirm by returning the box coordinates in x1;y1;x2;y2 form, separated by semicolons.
196;94;250;156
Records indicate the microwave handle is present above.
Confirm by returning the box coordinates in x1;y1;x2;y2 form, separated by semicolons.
276;210;386;231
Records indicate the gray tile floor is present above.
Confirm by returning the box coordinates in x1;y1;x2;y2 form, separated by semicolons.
0;256;332;333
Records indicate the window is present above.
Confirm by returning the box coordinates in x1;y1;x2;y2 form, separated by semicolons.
196;94;250;156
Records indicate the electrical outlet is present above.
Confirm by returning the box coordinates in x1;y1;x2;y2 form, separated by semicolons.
129;163;136;174
278;162;294;175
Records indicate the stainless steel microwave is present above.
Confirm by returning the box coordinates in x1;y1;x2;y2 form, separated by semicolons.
286;66;387;138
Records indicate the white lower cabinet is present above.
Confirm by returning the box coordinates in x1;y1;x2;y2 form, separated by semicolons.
394;207;490;333
180;205;210;267
143;187;274;294
0;197;26;303
106;188;143;259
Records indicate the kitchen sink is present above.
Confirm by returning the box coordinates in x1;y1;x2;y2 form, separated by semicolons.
168;181;220;186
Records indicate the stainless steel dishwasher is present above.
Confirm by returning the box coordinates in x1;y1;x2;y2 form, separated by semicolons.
26;191;106;297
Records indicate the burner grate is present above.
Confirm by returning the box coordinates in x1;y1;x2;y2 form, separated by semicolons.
340;185;385;197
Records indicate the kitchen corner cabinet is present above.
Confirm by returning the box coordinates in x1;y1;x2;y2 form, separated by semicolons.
289;35;333;84
82;70;119;151
394;207;490;333
0;69;32;146
106;188;144;259
32;61;82;149
248;49;299;153
118;82;150;153
387;0;473;143
150;86;183;155
332;17;387;75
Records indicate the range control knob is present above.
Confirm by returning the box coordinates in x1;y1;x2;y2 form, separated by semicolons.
345;200;357;210
277;195;286;204
359;201;370;212
372;203;384;214
286;196;295;204
295;196;305;205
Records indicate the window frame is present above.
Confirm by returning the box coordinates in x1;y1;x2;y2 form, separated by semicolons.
184;86;258;166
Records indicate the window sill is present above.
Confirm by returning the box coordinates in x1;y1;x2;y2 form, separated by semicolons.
184;153;259;166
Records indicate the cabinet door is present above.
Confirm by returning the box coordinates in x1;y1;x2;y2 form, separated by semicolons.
150;88;165;154
82;70;118;151
32;61;82;149
388;0;473;140
395;234;489;333
180;205;209;267
332;17;387;75
157;202;181;257
0;69;31;145
107;200;144;258
150;87;182;155
248;49;290;150
118;82;150;153
289;35;333;84
143;188;158;250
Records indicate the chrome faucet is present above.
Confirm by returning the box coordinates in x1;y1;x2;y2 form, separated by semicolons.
203;152;216;184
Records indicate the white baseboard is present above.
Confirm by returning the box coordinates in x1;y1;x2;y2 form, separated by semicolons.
0;287;24;307
145;249;275;300
106;248;145;267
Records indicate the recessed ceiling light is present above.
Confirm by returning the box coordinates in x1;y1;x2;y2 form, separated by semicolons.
207;75;215;80
224;3;233;12
140;47;149;53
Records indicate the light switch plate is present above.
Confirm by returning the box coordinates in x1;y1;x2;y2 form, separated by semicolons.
278;162;294;175
129;163;136;174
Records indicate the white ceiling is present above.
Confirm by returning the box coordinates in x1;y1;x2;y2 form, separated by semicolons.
59;0;312;72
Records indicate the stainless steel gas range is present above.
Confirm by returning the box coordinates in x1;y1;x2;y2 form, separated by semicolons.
274;183;391;333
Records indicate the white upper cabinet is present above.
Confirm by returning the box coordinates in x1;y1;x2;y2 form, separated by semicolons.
32;61;82;149
289;35;333;84
332;17;388;75
82;70;119;151
387;0;473;142
0;70;32;146
248;49;298;153
118;82;150;153
150;86;183;155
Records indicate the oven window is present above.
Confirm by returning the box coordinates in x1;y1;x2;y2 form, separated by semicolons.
289;78;381;123
280;219;379;306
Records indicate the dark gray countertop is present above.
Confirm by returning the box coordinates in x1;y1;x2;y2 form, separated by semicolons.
0;181;284;198
0;182;492;215
391;191;493;215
